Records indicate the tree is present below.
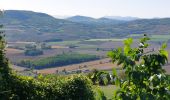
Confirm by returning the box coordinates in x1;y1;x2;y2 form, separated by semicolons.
0;10;12;98
108;35;170;99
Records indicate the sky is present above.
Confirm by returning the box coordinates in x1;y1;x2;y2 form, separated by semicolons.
0;0;170;18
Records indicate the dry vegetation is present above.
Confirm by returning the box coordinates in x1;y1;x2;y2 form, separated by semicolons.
6;48;24;54
38;58;119;74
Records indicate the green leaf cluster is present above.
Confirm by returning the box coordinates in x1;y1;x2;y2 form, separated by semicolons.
1;74;95;100
88;69;112;86
108;34;170;100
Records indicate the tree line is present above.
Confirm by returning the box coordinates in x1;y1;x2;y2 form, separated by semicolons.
17;53;99;69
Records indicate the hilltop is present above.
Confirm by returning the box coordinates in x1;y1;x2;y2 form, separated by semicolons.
66;15;126;25
0;10;170;42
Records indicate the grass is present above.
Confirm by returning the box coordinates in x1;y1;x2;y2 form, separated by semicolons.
128;34;170;42
128;34;144;37
85;38;126;42
150;35;170;42
47;40;80;46
150;35;170;38
100;85;118;99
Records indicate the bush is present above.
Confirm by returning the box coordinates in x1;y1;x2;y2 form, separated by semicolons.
2;74;95;100
88;69;112;86
24;49;43;56
99;77;109;86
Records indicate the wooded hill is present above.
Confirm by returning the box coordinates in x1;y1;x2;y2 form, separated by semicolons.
1;10;170;42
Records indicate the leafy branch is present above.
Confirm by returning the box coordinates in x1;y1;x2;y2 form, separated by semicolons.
108;34;170;100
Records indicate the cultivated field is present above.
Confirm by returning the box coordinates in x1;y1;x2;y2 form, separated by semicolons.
5;36;170;75
38;58;120;74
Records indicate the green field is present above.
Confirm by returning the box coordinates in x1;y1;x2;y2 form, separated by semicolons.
47;40;80;46
128;34;144;37
47;38;125;46
100;85;118;99
150;35;170;42
86;34;170;42
128;34;170;42
85;38;126;42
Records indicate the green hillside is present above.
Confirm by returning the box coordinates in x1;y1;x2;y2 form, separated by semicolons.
0;10;96;41
1;10;170;42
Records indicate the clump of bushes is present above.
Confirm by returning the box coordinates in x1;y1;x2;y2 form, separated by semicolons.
88;69;113;86
24;49;43;56
1;74;96;100
24;43;43;56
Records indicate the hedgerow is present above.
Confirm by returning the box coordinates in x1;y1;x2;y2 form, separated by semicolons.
0;74;95;100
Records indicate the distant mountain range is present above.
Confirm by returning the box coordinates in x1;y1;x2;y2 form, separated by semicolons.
66;16;126;25
54;15;139;21
103;16;138;21
0;10;170;42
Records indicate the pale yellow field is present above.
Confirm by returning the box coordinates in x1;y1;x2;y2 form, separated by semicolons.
38;58;120;74
6;48;24;54
51;45;69;49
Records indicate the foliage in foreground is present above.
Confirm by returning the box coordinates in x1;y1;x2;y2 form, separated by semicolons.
88;69;112;86
1;74;95;100
108;35;170;99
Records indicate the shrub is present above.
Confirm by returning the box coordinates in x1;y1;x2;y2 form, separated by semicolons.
88;69;112;86
2;74;95;100
24;49;43;56
99;77;109;86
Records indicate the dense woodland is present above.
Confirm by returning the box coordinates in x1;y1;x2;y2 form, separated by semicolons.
17;53;99;69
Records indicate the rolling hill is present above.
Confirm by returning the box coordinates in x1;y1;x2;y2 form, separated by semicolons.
66;15;96;23
0;10;170;42
100;18;170;36
0;10;97;41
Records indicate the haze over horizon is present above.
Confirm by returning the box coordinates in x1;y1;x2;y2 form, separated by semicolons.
1;0;170;18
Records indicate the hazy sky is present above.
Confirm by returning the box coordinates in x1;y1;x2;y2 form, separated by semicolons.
0;0;170;18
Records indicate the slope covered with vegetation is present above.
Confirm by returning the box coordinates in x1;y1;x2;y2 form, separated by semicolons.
1;10;170;42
